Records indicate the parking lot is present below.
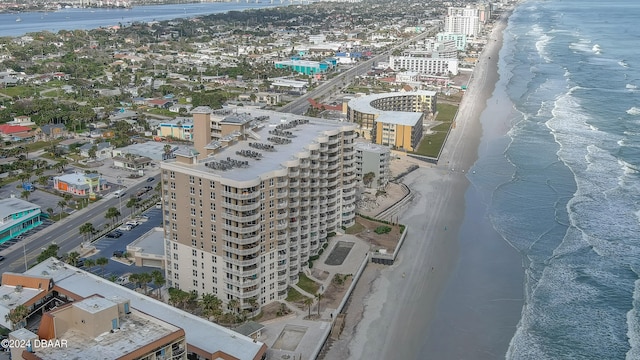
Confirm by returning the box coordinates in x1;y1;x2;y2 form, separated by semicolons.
0;217;54;251
79;206;163;291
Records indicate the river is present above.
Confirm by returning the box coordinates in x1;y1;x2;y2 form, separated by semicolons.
0;2;291;37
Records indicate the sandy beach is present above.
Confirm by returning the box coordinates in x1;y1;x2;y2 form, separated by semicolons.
321;9;516;360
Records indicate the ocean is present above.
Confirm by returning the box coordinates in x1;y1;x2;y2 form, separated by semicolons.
0;2;286;37
471;0;640;358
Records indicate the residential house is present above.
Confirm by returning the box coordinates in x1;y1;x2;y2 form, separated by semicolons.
79;142;113;160
0;125;33;142
36;124;67;140
112;155;153;171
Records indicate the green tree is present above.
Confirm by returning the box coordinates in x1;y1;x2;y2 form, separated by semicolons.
138;272;152;295
105;206;121;225
20;190;31;202
315;292;323;316
126;196;139;215
200;293;223;320
79;222;95;243
151;270;166;299
227;298;239;314
84;258;95;270
46;207;54;219
88;145;97;160
57;200;67;220
66;251;80;266
96;257;109;277
304;297;314;318
363;172;375;187
5;305;29;330
36;244;59;264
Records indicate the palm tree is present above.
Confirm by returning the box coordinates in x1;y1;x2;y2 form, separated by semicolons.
200;293;223;320
96;257;109;277
38;175;49;187
151;270;165;299
128;273;140;289
138;272;152;295
79;222;95;243
105;207;121;225
228;298;239;314
84;258;95;270
126;197;139;215
5;305;29;330
66;251;80;266
315;292;323;316
46;207;54;219
21;190;32;202
57;200;67;220
304;297;314;318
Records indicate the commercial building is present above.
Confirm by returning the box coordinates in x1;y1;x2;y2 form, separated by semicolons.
388;56;459;76
53;172;108;196
346;91;437;151
0;258;266;360
436;32;468;51
354;142;391;190
158;117;194;140
274;59;334;75
0;198;42;244
160;108;358;311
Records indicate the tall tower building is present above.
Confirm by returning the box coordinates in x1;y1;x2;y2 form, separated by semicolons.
160;108;357;314
444;6;480;37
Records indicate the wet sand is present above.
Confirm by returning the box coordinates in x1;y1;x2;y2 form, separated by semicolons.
322;9;521;360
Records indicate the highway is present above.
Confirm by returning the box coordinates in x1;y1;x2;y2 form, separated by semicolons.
277;27;439;116
0;176;159;274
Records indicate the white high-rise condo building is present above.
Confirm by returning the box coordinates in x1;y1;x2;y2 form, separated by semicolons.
160;108;358;314
444;7;480;37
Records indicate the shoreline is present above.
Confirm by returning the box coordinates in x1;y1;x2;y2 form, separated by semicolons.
321;8;517;360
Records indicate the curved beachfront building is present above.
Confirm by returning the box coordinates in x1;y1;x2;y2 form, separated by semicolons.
346;91;437;152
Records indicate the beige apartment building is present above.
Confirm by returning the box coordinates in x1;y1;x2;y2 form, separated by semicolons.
160;108;358;313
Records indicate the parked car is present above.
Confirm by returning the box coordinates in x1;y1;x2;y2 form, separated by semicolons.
106;231;122;238
76;258;86;267
0;255;5;261
146;177;155;182
126;220;140;227
144;186;153;191
113;250;124;258
116;273;131;285
118;224;133;231
156;202;162;209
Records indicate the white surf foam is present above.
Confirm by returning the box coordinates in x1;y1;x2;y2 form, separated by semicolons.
627;107;640;115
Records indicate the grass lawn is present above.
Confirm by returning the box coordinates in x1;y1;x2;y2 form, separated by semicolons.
412;103;459;157
286;287;310;303
297;272;320;295
345;221;365;235
0;85;38;98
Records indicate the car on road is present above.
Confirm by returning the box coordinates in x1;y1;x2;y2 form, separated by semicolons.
105;231;123;238
113;250;124;258
114;190;126;198
144;186;153;191
146;177;155;182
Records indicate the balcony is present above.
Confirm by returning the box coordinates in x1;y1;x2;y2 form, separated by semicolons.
222;190;260;200
289;208;300;217
289;169;300;178
278;262;287;271
278;282;288;292
225;256;260;267
227;287;260;299
277;232;288;241
277;191;288;199
222;212;261;222
225;265;259;277
289;199;299;208
300;208;310;216
277;180;288;187
328;162;340;171
222;234;261;245
327;188;339;196
343;196;356;206
277;201;288;209
278;241;287;251
223;202;260;211
277;211;288;220
224;245;260;256
222;223;261;234
277;222;288;230
224;276;260;288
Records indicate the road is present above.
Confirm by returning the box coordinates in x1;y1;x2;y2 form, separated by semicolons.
278;27;438;116
0;176;160;274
